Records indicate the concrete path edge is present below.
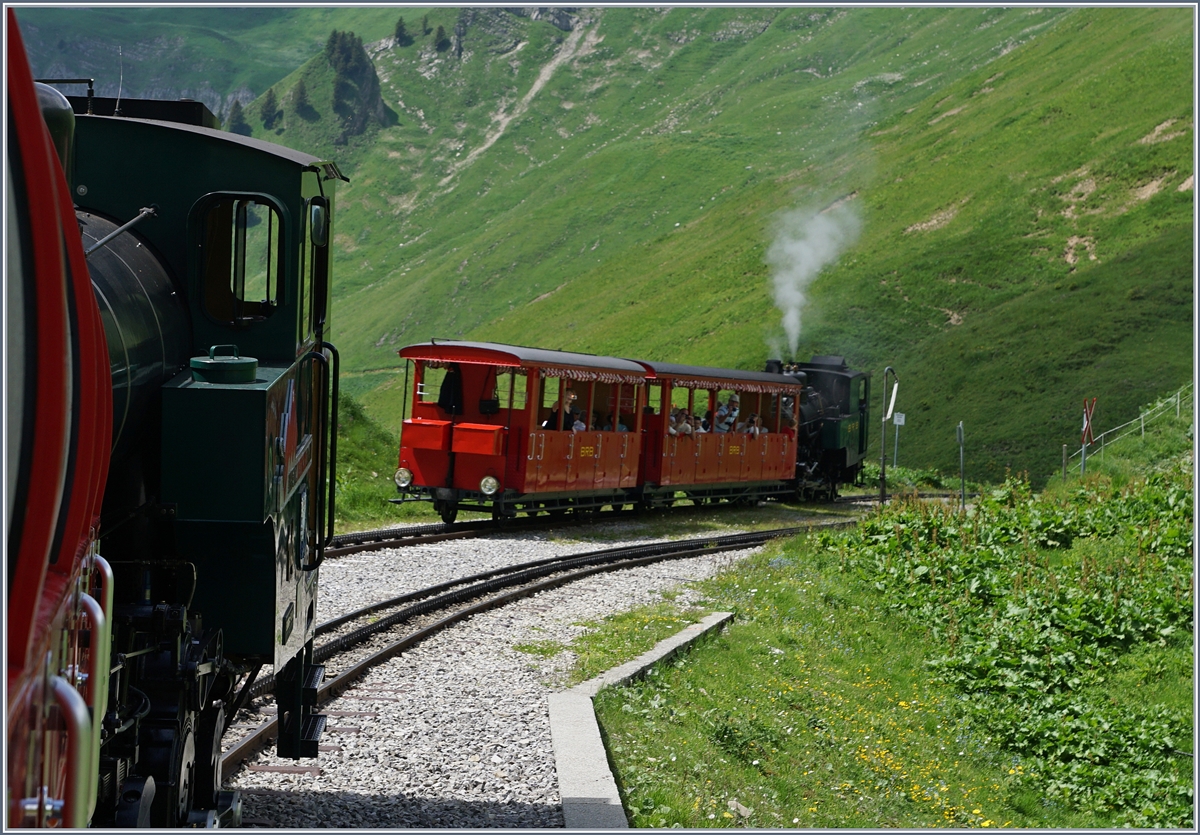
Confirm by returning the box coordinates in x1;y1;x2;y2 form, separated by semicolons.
548;611;735;829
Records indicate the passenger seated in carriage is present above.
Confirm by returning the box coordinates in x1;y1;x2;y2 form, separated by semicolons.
542;388;578;429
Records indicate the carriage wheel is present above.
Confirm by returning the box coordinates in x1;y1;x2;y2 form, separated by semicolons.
435;500;459;524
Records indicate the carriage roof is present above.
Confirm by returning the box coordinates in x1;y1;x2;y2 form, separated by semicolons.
398;341;648;381
398;342;804;394
631;360;804;395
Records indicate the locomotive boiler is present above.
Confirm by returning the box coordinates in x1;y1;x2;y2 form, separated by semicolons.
6;13;344;826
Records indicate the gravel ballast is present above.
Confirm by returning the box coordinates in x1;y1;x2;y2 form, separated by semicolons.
226;525;761;828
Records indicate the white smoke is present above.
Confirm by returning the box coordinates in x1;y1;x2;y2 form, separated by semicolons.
766;202;861;357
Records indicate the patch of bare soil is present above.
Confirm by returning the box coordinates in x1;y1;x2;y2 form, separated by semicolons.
1137;119;1192;145
905;197;969;234
928;105;966;125
1064;235;1098;267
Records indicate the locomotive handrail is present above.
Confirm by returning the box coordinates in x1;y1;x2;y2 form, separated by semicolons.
301;348;331;571
320;341;340;551
77;591;107;820
50;675;93;828
83;205;157;258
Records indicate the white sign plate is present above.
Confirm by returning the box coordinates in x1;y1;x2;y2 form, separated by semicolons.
894;412;906;426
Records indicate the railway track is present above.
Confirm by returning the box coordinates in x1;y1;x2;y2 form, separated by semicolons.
323;496;874;558
220;522;855;777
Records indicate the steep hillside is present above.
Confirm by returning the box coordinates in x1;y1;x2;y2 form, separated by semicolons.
326;7;1191;483
23;7;1193;485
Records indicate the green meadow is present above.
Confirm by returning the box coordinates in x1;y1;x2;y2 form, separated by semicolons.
576;395;1194;828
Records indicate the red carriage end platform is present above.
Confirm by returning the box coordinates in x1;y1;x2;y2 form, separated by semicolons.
392;341;807;522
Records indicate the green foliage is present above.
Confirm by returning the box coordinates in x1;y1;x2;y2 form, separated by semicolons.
331;391;400;528
593;410;1192;828
433;24;449;52
292;77;309;111
393;16;410;46
512;638;566;658
225;99;250;136
260;86;279;129
569;605;707;684
820;458;1194;826
324;29;369;77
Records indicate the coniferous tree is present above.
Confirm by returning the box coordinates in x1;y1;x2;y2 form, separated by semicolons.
226;100;251;135
421;15;429;35
434;24;449;51
394;16;409;45
260;86;278;128
293;77;309;111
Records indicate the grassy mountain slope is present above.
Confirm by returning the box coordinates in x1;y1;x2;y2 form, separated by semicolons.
322;6;1191;484
24;7;1193;485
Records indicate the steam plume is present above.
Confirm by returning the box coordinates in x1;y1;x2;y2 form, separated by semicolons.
766;202;861;357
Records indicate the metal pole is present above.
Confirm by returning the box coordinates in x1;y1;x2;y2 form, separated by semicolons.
893;423;899;468
1062;444;1067;481
1081;442;1086;476
957;421;965;512
879;367;897;506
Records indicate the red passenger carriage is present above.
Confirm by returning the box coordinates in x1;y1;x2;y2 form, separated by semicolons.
393;341;806;521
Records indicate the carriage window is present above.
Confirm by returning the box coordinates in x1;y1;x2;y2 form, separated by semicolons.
199;196;282;325
541;377;566;409
670;387;692;411
646;384;663;415
418;366;447;403
493;369;527;410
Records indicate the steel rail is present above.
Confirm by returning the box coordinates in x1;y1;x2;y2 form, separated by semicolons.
219;522;855;772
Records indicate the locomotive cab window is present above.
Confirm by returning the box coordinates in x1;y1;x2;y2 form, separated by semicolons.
196;195;283;325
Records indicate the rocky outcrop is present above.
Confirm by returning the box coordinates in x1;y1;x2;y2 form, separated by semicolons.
503;8;578;32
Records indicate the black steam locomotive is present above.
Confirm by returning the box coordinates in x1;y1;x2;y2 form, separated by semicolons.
7;13;343;826
772;356;872;499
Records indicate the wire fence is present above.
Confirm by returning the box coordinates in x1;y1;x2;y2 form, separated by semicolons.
1063;381;1194;477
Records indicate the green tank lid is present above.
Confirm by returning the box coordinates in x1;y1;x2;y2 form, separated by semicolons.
190;344;258;384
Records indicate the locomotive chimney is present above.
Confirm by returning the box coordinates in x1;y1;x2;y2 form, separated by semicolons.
765;359;783;375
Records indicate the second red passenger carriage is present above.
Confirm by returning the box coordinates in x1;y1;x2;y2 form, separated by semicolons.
393;341;806;522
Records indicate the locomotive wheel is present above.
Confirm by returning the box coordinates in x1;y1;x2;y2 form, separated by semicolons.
192;704;225;811
112;775;156;827
141;715;197;827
